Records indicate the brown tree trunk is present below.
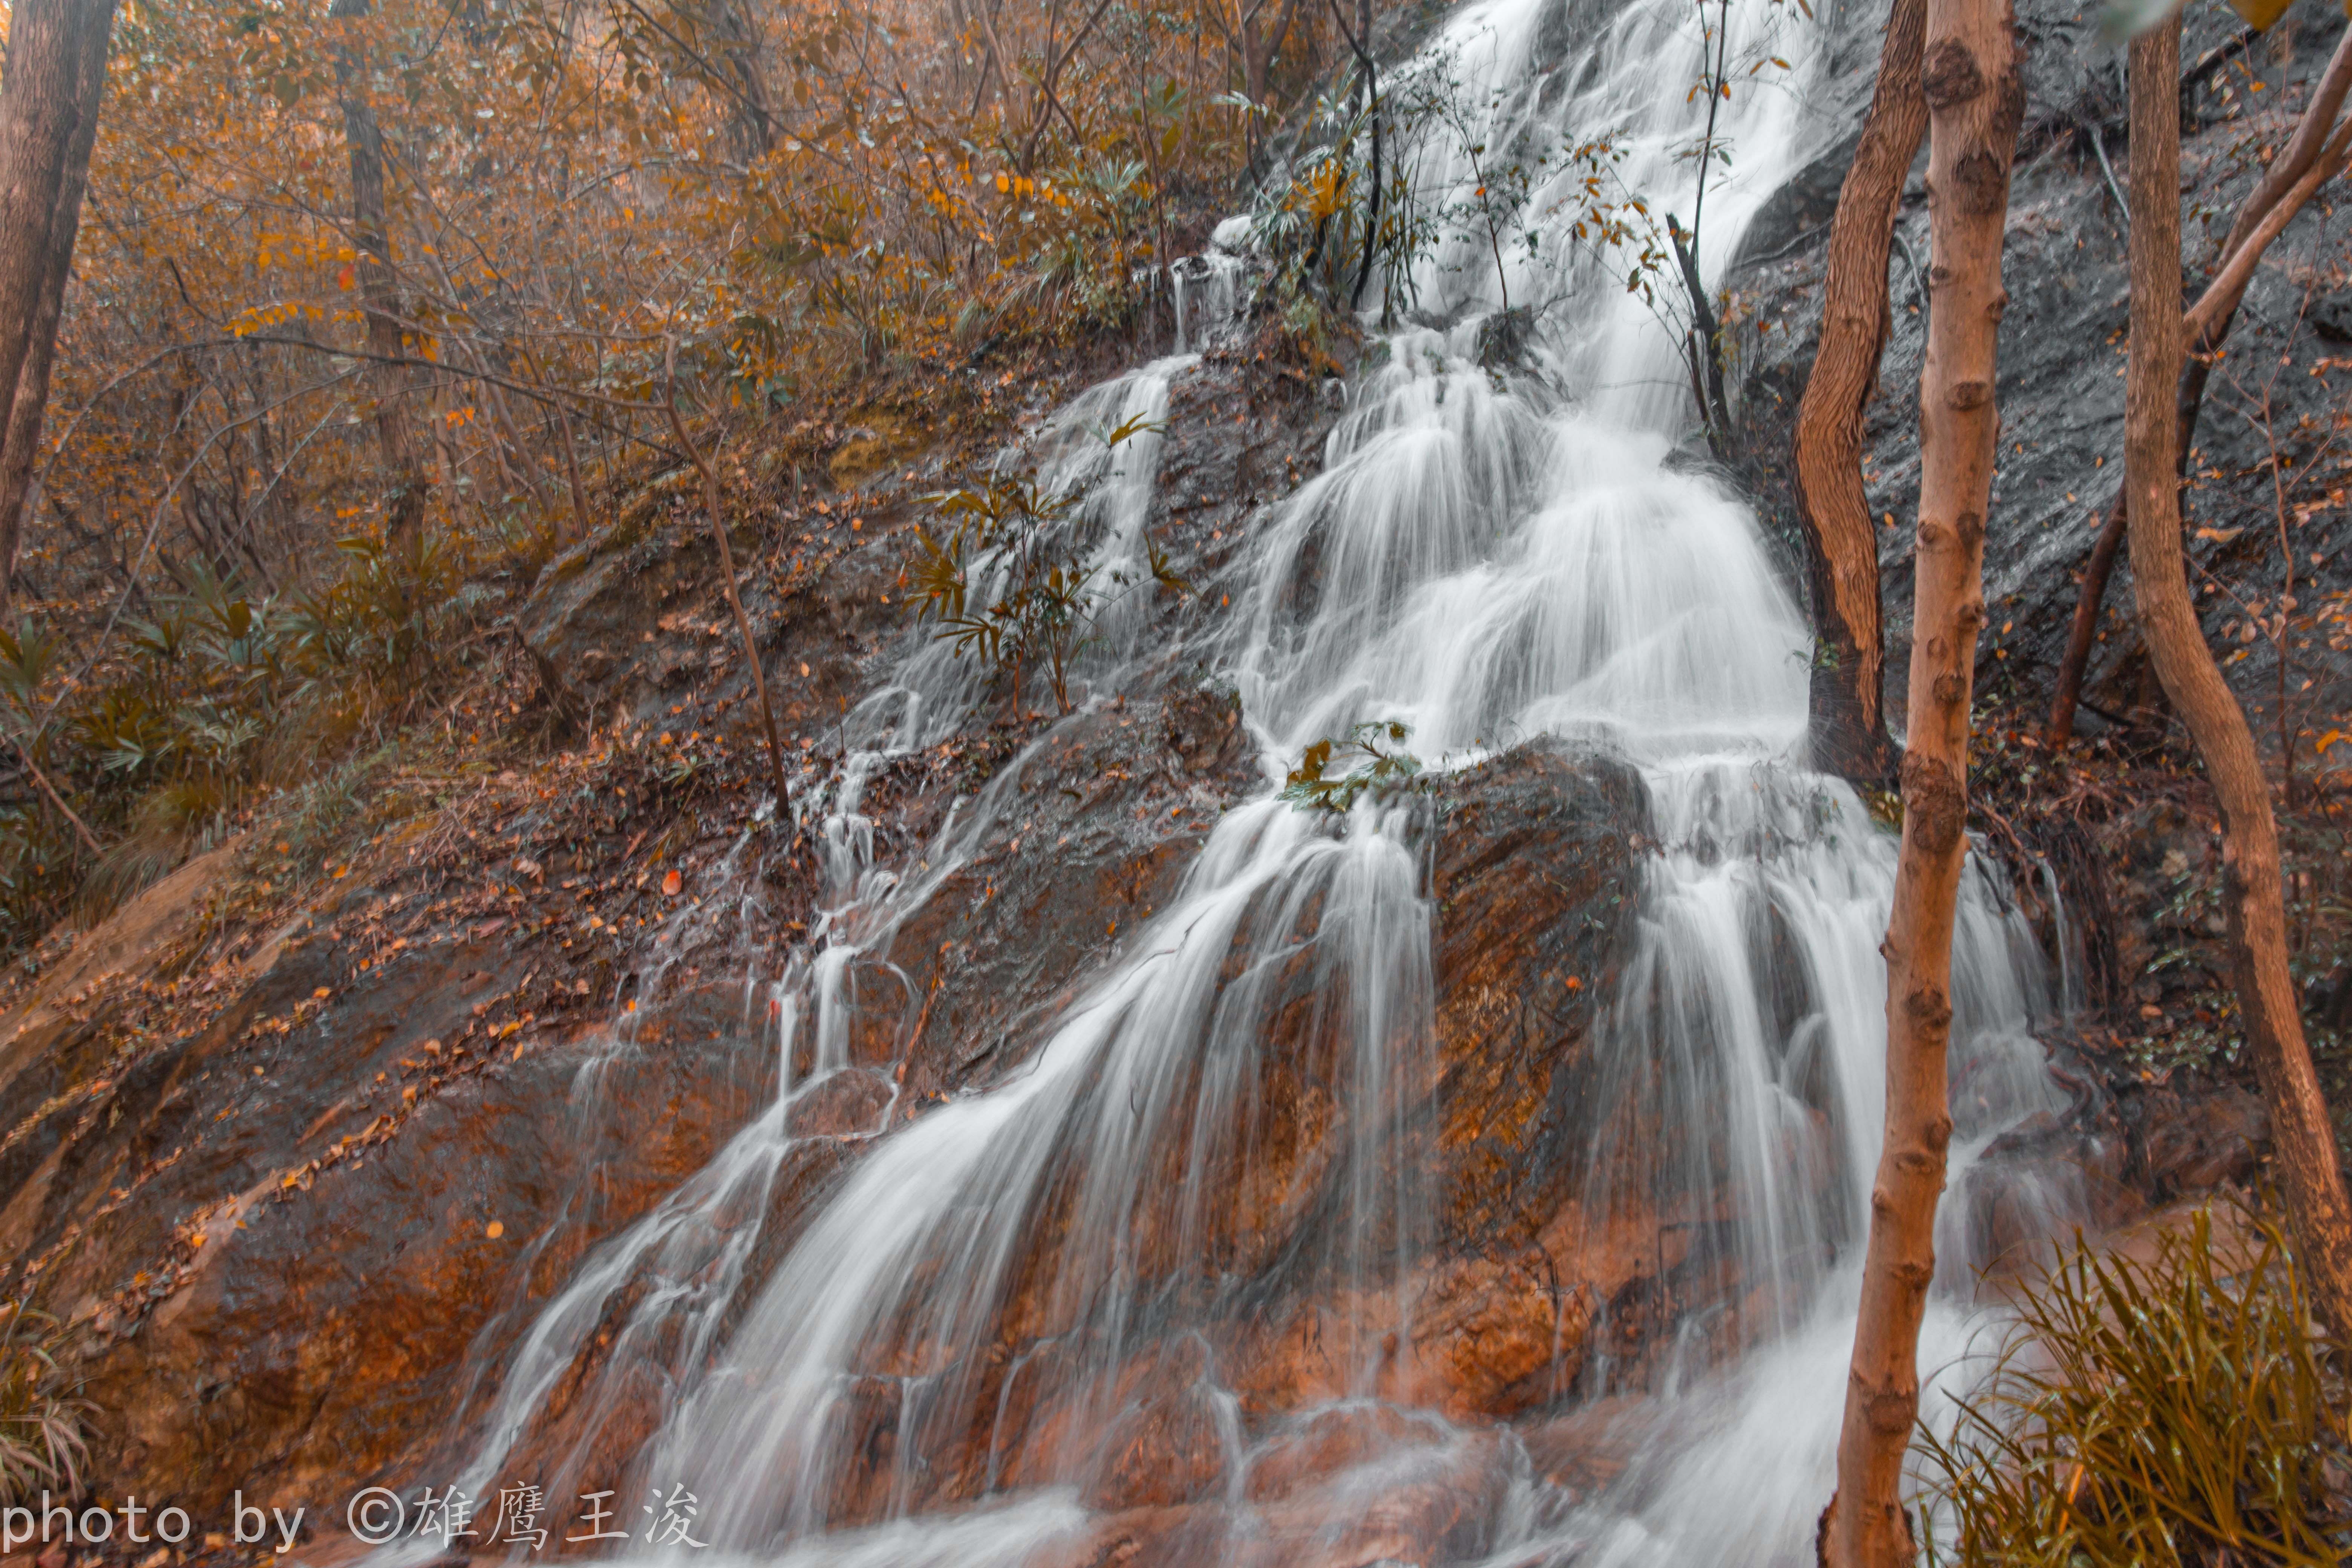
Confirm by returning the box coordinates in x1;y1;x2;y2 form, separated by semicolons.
2121;20;2352;1339
1666;217;1732;448
1792;0;1926;786
2216;23;2352;267
666;343;790;815
2170;23;2352;436
2046;489;2129;744
2048;26;2352;745
556;400;593;541
0;0;116;608
1822;2;2020;1563
331;0;429;551
702;0;776;158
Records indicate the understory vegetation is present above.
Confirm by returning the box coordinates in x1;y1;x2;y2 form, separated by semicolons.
0;1299;91;1505
1920;1205;2350;1567
0;0;1373;948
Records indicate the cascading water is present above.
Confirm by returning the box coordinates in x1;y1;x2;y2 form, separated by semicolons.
383;2;2088;1563
1171;252;1245;355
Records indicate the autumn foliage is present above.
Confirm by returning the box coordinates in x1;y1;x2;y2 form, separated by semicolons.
0;0;1344;943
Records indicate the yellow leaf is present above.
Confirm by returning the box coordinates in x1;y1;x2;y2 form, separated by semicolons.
2226;0;2294;25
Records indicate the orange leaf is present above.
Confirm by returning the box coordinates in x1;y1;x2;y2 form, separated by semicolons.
337;265;356;291
662;869;682;897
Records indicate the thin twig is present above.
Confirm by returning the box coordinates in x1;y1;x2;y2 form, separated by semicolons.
4;727;101;854
2089;121;2129;228
1894;227;1929;318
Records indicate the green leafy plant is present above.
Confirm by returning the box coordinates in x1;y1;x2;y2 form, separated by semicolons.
1279;719;1428;815
908;415;1184;715
0;523;479;945
1916;1204;2351;1567
1248;36;1666;335
0;1300;93;1506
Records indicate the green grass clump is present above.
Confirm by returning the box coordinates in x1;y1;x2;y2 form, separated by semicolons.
1918;1206;2350;1566
0;1300;92;1505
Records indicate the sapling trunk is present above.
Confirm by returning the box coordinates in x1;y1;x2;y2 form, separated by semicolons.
1823;0;2020;1561
2049;25;2352;745
331;0;431;553
557;400;593;542
665;345;793;817
2118;19;2352;1341
1790;0;1925;785
1329;0;1383;313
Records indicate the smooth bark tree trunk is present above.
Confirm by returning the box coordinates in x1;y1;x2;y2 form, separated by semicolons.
1822;1;2020;1563
2121;20;2352;1339
1792;0;1926;785
0;0;117;607
331;0;429;551
2048;24;2352;744
2178;21;2352;426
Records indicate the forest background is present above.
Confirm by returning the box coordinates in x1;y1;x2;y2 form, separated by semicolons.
0;0;1358;943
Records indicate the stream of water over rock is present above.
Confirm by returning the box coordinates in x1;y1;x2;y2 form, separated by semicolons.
382;2;2081;1562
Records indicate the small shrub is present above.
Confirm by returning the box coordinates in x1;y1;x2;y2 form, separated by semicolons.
1279;719;1427;815
0;528;476;942
1916;1205;2352;1567
907;414;1183;714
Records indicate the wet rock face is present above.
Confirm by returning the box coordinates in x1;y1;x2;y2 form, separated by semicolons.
0;675;1277;1516
1733;3;2352;729
1147;343;1354;585
718;740;1653;1546
432;740;1646;1545
2132;1083;2270;1195
1014;747;1648;1490
0;865;775;1510
518;333;1349;760
882;687;1260;1102
518;502;909;739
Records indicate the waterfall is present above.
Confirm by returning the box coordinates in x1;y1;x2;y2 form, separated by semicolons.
1171;250;1245;355
380;2;2085;1563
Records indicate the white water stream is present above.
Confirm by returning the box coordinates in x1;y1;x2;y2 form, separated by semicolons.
380;2;2085;1563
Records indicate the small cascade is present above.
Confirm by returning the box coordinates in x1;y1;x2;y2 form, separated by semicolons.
380;1;2096;1563
1171;250;1246;354
378;351;1212;1550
